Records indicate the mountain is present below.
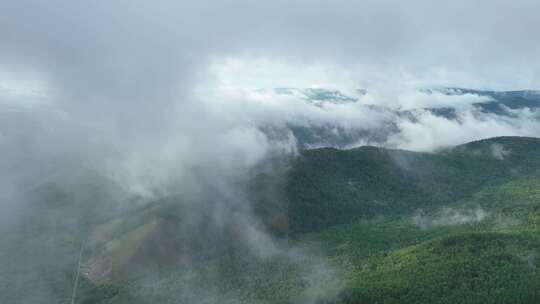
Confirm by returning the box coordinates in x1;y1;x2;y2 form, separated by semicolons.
255;87;390;149
254;136;540;303
5;136;540;303
422;87;540;117
267;136;540;233
266;87;364;105
81;137;540;303
257;87;540;150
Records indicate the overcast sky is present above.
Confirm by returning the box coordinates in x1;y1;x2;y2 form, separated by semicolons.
2;1;540;103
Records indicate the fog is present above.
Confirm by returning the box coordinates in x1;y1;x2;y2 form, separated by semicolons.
413;208;489;229
2;0;540;303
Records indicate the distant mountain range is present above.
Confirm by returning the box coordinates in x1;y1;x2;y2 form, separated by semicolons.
261;86;540;109
422;87;540;117
257;87;365;105
257;87;540;149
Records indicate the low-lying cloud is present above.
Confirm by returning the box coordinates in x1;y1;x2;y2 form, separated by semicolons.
413;208;489;229
388;107;540;151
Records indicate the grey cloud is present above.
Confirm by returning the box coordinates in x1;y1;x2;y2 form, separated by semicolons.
3;0;540;98
490;143;510;160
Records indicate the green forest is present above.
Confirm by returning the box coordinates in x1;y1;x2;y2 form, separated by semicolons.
4;136;540;304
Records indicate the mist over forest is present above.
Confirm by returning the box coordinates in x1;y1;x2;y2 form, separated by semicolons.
2;1;540;303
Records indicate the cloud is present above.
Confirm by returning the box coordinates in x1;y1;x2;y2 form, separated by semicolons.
413;208;489;229
490;143;510;160
372;91;492;111
388;108;540;151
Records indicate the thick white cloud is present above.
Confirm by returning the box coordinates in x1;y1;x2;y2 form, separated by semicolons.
388;108;540;151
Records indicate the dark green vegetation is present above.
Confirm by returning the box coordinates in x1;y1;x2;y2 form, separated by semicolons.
4;136;540;303
254;136;540;303
280;136;540;233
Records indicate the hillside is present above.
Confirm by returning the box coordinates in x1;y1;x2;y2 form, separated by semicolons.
296;136;540;303
4;136;540;303
76;136;540;303
254;136;540;234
